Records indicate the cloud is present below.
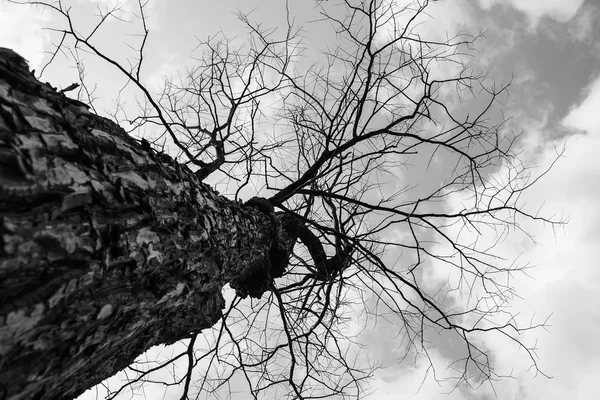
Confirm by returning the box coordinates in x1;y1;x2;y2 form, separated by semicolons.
369;65;600;400
471;129;600;398
568;4;598;42
370;349;470;400
563;75;600;134
477;0;586;27
0;1;51;71
443;72;600;399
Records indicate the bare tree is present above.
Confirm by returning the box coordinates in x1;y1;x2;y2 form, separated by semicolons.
0;1;561;399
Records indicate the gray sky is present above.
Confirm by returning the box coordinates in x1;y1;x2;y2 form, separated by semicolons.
1;0;599;399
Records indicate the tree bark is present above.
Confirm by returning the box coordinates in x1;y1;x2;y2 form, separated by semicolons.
0;48;290;400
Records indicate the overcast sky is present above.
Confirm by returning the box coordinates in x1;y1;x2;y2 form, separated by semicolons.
1;0;599;399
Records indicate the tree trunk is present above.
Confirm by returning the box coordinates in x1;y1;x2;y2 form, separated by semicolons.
0;48;289;400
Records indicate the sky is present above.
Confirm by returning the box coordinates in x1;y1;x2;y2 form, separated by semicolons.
1;0;600;399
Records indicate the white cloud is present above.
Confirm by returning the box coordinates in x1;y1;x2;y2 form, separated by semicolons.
563;75;600;134
0;1;51;71
367;66;600;400
432;71;600;399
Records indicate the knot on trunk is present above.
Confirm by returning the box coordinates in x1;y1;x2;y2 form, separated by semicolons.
229;198;295;299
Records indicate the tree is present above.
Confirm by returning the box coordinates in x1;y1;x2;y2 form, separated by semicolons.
0;1;560;399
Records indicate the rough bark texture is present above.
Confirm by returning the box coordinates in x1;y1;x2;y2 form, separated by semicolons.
0;48;290;400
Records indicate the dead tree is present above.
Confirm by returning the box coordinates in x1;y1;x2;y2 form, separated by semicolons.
1;1;560;399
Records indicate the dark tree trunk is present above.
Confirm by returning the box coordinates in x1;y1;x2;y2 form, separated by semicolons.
0;48;289;400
